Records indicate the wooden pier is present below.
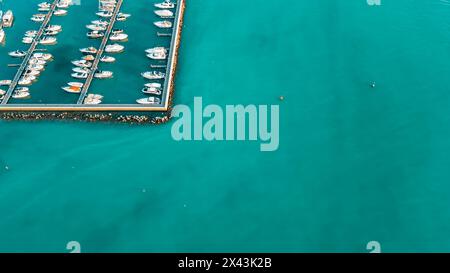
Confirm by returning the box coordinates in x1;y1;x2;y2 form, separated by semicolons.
1;0;59;105
76;0;124;105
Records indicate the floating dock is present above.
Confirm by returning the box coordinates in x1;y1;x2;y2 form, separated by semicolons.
0;0;186;124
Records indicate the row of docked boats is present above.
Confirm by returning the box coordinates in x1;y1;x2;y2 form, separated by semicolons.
62;0;128;105
0;1;71;101
0;52;54;101
136;1;176;105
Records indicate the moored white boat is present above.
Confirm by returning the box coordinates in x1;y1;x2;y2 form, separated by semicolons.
154;20;172;29
72;67;90;74
144;82;162;89
39;36;57;45
54;9;68;16
100;55;115;63
87;31;104;39
109;33;128;42
142;87;162;95
0;80;12;86
105;44;124;53
12;91;30;99
2;10;14;28
8;50;27;58
62;86;81;93
68;82;84;87
94;70;113;79
46;25;62;32
71;72;88;79
22;37;33;44
80;47;97;54
155;0;176;9
154;9;173;18
31;14;46;22
72;59;92;68
141;71;165;80
96;11;113;18
33;53;53;61
136;96;161;105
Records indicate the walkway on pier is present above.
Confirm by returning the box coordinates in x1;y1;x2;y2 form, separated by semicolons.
76;0;124;105
1;0;59;105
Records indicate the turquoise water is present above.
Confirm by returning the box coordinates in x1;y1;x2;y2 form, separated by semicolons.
1;0;450;252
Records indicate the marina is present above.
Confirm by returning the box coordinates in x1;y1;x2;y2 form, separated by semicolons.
0;0;185;123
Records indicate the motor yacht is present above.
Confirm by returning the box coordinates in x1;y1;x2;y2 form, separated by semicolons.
145;47;167;54
96;11;113;18
54;9;68;16
72;60;92;68
2;10;14;28
136;96;161;105
86;24;106;31
116;13;131;22
100;55;115;63
109;33;128;42
91;20;109;26
25;30;38;37
0;89;6;96
142;87;162;95
87;31;104;39
22;37;33;44
8;50;27;58
24;69;41;77
27;64;44;71
154;9;173;18
29;59;46;66
105;44;124;53
38;2;51;9
18;78;33;86
147;51;167;60
33;53;53;61
68;82;84;88
62;86;81;93
31;14;46;22
12;91;30;99
82;55;95;61
94;70;113;79
40;36;57;45
80;47;97;54
44;30;59;36
57;1;71;8
155;0;176;9
46;25;62;32
144;82;162;89
84;94;103;105
154;20;172;29
0;80;12;86
16;87;29;93
71;72;88;79
0;29;4;44
72;67;90;74
141;71;165;80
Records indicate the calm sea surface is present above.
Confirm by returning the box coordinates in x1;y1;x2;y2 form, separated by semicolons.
1;0;450;252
